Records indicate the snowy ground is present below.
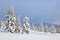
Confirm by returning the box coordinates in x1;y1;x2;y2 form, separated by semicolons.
0;30;60;40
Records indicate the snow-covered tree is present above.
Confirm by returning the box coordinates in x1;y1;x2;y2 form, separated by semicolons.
39;21;44;32
22;16;30;34
50;25;56;33
15;17;21;33
44;24;49;32
31;23;36;31
5;7;17;33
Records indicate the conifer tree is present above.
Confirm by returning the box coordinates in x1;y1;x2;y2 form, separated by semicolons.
22;16;30;34
45;24;49;32
15;17;21;33
50;25;56;33
39;21;44;32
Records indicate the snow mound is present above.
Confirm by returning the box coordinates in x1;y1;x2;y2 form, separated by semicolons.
0;31;60;40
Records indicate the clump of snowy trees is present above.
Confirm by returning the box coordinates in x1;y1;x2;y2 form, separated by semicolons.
0;7;59;34
31;23;37;31
31;23;57;33
0;7;30;34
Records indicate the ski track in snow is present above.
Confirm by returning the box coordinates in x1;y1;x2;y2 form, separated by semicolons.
0;31;60;40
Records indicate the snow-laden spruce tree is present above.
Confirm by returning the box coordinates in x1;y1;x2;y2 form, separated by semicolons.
44;24;49;32
5;7;16;33
22;16;30;34
5;7;18;33
31;23;36;31
15;17;21;33
39;21;44;32
50;25;56;33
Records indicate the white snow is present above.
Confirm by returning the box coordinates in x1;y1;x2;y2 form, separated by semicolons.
0;30;60;40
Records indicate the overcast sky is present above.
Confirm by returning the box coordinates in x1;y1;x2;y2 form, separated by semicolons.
0;0;60;25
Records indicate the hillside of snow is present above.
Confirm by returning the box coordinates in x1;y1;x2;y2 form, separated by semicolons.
0;30;60;40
